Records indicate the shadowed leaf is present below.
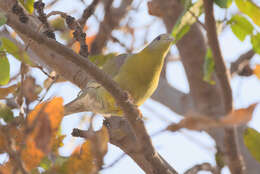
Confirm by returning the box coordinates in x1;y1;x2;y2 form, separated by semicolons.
0;37;33;65
0;53;10;85
0;12;7;27
0;102;14;123
243;127;260;163
214;0;233;8
251;34;260;55
19;0;34;14
203;48;215;85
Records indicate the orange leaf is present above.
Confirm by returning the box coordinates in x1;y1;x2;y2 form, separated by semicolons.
27;97;64;130
72;35;96;53
0;161;13;174
21;97;64;171
253;64;260;79
167;103;257;131
21;137;45;170
221;103;257;126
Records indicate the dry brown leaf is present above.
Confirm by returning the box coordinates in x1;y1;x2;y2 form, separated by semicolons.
167;116;221;131
0;85;17;99
167;103;258;132
221;103;257;126
0;161;14;174
23;76;40;104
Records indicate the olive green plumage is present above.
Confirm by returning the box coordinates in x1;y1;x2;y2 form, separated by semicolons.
65;34;174;116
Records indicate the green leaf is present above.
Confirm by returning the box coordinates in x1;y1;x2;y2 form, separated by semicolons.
19;0;34;14
0;53;10;85
175;24;191;43
171;0;203;42
180;0;193;9
228;15;254;41
215;149;225;170
39;157;52;170
235;0;260;27
251;33;260;55
203;48;215;85
0;102;14;123
0;37;33;65
0;13;7;27
214;0;233;8
243;127;260;163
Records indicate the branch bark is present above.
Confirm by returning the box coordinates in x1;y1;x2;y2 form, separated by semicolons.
203;1;244;174
230;49;255;76
203;0;233;115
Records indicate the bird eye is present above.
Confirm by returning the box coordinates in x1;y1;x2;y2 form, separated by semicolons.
156;36;161;41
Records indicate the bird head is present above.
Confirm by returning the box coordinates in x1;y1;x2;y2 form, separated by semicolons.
146;34;174;54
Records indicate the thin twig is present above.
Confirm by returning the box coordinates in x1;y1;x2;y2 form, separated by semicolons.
78;0;99;27
230;49;255;76
187;9;206;30
184;162;219;174
38;74;58;103
102;153;126;170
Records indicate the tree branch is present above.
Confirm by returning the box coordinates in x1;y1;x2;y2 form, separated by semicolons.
151;77;194;116
90;0;133;54
230;49;255;76
203;1;244;173
104;117;178;174
203;0;233;114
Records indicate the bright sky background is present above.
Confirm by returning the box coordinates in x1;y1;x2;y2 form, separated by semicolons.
3;0;260;173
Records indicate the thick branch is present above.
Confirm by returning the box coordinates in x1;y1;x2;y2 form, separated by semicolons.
104;117;177;174
203;0;233;114
203;1;244;174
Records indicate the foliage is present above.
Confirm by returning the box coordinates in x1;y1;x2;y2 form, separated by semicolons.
203;48;215;85
243;127;260;163
0;52;9;85
171;0;203;42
